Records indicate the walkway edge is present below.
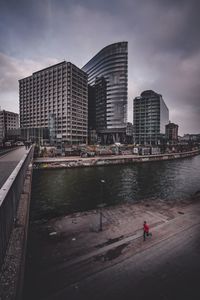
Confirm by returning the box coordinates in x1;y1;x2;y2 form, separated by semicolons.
0;164;33;300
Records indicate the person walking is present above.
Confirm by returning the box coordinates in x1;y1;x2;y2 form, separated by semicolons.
143;221;152;241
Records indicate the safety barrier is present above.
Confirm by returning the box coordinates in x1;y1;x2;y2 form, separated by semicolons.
0;146;34;269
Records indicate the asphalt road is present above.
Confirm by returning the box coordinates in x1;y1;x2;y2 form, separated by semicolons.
46;223;200;300
0;147;27;188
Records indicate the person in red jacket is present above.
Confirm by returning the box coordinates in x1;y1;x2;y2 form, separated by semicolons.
143;221;152;241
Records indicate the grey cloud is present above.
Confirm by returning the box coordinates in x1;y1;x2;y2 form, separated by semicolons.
0;52;59;112
0;0;199;134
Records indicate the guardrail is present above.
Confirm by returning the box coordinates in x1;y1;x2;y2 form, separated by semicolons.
0;146;34;269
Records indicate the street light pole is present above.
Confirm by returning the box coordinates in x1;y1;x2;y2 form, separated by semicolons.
100;209;103;231
98;179;106;232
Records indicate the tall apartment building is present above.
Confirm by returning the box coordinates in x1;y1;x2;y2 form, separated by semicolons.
19;61;88;145
82;42;128;144
0;110;19;144
133;90;169;145
165;122;178;142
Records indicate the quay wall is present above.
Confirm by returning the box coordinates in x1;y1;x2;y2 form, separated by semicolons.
33;149;200;169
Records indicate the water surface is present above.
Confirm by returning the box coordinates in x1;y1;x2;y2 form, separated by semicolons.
31;155;200;219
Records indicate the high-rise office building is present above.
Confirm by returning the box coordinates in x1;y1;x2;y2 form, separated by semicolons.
82;42;128;144
133;90;169;145
0;110;19;144
19;61;88;145
166;122;178;142
95;77;107;132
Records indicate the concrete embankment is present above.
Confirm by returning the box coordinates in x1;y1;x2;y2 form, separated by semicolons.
33;149;200;169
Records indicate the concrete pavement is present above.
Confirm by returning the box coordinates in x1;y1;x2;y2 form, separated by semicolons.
23;197;200;300
0;147;28;188
58;222;200;300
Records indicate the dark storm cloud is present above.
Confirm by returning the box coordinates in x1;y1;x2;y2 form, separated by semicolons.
0;0;45;54
135;0;200;57
0;0;199;134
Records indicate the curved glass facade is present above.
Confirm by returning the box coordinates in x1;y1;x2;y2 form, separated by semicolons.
82;42;128;130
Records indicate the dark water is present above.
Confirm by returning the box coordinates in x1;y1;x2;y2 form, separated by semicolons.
31;155;200;220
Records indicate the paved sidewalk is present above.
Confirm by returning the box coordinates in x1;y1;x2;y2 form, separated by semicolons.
0;147;28;188
23;197;200;299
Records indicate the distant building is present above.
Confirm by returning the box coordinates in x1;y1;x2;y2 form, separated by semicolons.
126;122;134;144
133;90;169;145
19;61;88;145
82;42;128;144
165;122;178;142
0;110;19;145
179;134;200;142
6;128;21;141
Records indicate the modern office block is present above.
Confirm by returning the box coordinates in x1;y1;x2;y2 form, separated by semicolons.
19;61;88;145
0;110;19;144
133;90;169;145
95;77;107;132
82;42;128;144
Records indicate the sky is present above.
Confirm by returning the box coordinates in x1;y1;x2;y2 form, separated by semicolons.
0;0;199;135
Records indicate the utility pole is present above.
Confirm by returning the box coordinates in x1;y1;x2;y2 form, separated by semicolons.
97;179;106;231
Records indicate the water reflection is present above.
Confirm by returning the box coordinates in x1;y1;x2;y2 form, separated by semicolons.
31;155;200;220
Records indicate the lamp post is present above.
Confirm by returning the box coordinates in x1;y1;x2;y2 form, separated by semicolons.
97;179;106;231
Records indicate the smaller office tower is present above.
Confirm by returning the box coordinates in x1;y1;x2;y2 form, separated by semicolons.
19;61;88;145
166;122;178;143
0;110;19;144
133;90;169;145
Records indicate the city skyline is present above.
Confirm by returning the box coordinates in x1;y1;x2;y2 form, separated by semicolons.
0;0;200;135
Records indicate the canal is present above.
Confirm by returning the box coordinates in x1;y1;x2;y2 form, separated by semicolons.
31;155;200;220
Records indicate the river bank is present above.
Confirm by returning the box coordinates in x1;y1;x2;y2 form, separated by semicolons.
24;192;200;299
33;149;200;169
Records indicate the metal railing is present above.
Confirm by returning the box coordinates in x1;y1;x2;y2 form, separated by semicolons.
0;146;34;269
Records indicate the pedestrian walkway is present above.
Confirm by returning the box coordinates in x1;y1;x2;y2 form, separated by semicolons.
23;199;200;300
0;147;28;188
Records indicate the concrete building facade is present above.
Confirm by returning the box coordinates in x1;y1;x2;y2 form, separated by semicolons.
165;122;178;142
0;110;19;145
82;42;128;144
133;90;169;145
19;61;88;145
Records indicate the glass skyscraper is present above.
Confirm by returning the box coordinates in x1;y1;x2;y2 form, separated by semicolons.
82;42;128;144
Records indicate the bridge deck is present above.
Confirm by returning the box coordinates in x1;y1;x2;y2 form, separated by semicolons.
0;147;28;189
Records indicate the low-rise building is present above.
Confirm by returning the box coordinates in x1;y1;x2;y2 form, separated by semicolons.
0;110;19;145
165;122;179;143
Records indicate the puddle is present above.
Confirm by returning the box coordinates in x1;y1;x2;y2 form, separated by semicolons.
95;235;124;249
94;242;129;261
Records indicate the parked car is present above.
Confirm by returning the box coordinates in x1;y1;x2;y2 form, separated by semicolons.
15;141;24;146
